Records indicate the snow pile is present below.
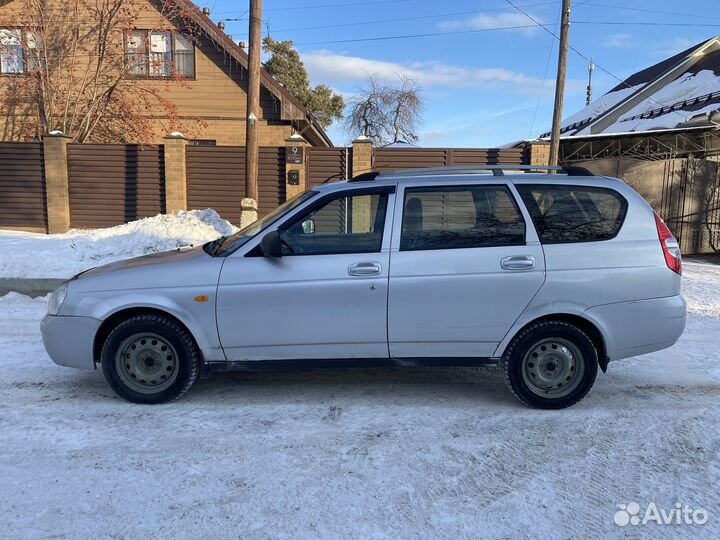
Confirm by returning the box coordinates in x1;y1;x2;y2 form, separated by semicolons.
0;209;238;279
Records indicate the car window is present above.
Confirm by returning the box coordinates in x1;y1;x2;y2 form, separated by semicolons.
280;191;389;255
400;185;525;251
516;184;628;243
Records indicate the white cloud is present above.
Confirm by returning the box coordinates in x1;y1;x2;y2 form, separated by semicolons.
438;12;542;35
301;51;556;95
602;33;634;49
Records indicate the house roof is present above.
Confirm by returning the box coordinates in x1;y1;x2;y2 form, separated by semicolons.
539;35;720;139
172;0;332;147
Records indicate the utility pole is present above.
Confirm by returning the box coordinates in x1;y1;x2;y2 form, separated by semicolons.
244;0;261;205
548;0;572;168
586;59;595;106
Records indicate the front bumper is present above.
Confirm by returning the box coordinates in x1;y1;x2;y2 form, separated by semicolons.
41;315;101;370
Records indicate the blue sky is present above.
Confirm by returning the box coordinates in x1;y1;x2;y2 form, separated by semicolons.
208;0;717;147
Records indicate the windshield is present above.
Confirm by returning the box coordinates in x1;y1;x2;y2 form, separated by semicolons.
207;190;318;256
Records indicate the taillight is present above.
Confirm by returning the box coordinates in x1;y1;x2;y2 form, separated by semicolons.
653;211;682;275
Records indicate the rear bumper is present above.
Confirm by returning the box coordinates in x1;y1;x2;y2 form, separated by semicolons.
41;315;100;370
585;294;686;361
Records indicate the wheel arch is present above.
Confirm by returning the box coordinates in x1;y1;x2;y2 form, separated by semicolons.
498;313;609;372
93;307;203;365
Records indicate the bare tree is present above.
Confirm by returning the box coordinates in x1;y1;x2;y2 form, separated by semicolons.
387;75;423;145
1;0;203;142
345;74;423;145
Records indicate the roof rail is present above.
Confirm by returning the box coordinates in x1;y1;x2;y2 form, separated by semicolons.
348;164;595;181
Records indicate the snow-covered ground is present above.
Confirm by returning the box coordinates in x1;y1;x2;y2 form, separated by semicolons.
0;209;237;279
0;262;718;539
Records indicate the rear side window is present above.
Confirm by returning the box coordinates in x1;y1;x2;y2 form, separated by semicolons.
400;185;525;251
516;184;628;244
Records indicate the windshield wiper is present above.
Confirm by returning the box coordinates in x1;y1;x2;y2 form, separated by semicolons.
203;235;228;256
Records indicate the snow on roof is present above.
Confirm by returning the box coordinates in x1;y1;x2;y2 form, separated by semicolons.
603;69;720;133
543;36;720;138
554;84;642;136
542;124;717;142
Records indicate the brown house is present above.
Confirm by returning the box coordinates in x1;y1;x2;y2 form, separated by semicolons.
0;0;332;147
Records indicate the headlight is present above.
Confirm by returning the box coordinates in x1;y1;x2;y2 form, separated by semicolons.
48;283;68;315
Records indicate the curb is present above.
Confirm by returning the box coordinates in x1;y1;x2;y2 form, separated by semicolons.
0;278;65;298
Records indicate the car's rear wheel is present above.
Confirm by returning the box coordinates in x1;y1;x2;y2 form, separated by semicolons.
101;314;200;404
502;320;598;409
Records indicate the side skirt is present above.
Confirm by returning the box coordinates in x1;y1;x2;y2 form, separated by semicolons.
202;357;500;376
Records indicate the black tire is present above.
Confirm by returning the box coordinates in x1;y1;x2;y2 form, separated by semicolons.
502;320;598;409
101;314;200;404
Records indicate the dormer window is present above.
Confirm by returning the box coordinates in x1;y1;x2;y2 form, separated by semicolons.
125;30;195;79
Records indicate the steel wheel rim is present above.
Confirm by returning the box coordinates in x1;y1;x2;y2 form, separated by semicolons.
115;333;179;394
521;337;585;398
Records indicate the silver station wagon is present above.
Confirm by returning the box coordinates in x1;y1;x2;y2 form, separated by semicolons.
41;165;686;409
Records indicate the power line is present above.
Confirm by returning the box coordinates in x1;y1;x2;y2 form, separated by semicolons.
212;0;413;15
573;21;720;27
504;0;690;123
223;1;563;31
529;3;561;139
575;2;720;22
293;24;540;46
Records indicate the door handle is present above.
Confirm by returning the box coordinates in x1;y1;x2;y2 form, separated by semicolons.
348;261;382;276
501;255;535;270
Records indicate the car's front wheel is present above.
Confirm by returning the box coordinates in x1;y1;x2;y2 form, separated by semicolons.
101;314;200;404
502;320;598;409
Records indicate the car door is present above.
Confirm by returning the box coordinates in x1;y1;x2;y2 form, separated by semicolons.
216;186;396;361
388;180;545;359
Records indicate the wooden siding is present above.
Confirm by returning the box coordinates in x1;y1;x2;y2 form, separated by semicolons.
67;144;165;228
373;147;527;171
307;148;351;187
186;146;286;225
0;142;46;230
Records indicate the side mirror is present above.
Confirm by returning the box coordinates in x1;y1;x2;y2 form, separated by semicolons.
260;230;282;258
301;218;315;235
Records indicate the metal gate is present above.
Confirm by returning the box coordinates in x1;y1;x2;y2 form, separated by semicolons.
659;159;720;253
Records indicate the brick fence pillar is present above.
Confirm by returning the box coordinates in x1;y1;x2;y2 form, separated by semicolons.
285;133;309;199
350;137;375;231
43;132;71;234
163;132;189;213
240;198;258;228
527;140;551;167
352;136;373;176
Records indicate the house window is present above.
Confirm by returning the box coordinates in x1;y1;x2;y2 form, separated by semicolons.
1;28;24;74
125;30;195;79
